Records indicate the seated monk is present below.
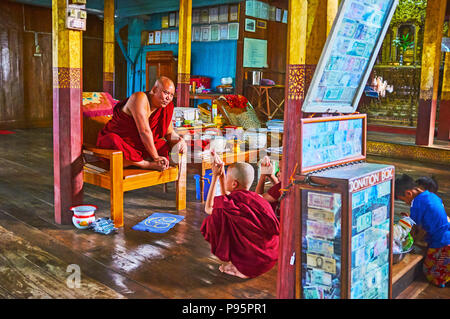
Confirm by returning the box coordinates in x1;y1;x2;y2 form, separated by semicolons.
97;76;187;171
200;155;280;278
255;156;283;219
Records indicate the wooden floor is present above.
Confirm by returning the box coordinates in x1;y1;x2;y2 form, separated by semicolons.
0;127;448;299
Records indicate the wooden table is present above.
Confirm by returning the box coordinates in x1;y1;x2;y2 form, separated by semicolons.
248;85;285;120
189;93;223;107
187;149;261;202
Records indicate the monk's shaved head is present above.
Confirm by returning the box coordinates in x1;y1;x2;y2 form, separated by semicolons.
154;76;174;90
227;162;254;190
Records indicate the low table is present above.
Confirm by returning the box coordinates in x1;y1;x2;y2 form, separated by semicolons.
187;149;261;202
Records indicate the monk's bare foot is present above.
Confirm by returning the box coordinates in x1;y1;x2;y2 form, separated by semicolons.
219;262;248;279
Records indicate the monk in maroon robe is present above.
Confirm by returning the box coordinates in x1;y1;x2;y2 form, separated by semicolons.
97;76;187;171
201;158;280;278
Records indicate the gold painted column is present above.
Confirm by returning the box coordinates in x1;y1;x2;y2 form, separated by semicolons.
103;0;115;95
326;0;338;36
437;24;450;140
52;0;84;224
277;0;307;300
416;0;447;145
177;0;192;107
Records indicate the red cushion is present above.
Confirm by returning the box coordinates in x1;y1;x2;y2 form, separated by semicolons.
82;92;118;117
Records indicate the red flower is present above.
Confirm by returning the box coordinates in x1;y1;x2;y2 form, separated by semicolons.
225;95;248;109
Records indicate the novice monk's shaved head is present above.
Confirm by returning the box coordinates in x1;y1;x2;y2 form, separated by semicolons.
226;162;255;191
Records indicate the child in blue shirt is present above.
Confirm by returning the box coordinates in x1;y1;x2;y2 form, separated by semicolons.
395;174;449;287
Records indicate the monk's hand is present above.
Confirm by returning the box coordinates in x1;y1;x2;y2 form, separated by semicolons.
260;157;274;177
156;156;169;171
212;161;224;177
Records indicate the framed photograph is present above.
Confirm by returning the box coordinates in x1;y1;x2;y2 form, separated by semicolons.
256;20;267;29
192;26;201;42
245;18;256;32
161;15;169;28
161;29;170;44
245;0;256;17
269;5;276;21
148;31;155;45
219;5;229;23
210;24;220;41
201;26;211;41
170;29;178;44
200;8;210;24
192;9;200;24
282;10;288;23
219;24;228;40
169;12;176;27
275;8;282;22
228;22;239;40
229;4;239;21
209;6;219;23
154;31;161;44
176;12;179;27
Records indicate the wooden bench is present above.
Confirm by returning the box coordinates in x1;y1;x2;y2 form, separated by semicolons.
82;95;186;228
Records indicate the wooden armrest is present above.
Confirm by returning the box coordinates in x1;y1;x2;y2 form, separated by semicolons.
83;145;122;159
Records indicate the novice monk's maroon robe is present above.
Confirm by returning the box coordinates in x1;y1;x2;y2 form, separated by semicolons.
200;190;280;278
97;91;173;162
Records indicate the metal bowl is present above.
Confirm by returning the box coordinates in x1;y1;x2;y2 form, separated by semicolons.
393;247;413;264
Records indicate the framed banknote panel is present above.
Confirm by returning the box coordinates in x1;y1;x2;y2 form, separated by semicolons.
302;0;398;113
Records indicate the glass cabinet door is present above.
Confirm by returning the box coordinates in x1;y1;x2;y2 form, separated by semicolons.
301;190;342;299
350;181;391;299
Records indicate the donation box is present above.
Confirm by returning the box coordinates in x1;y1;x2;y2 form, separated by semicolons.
288;0;399;299
294;115;395;299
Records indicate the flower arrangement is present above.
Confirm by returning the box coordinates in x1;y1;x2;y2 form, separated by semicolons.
224;95;249;110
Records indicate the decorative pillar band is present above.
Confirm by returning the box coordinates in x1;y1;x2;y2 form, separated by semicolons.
287;64;316;101
103;72;114;82
177;73;191;84
53;67;82;89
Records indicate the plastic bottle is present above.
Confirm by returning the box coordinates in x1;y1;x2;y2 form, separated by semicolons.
211;101;218;123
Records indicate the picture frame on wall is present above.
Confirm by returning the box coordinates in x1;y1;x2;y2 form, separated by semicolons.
219;24;228;40
169;12;176;27
210;24;220;41
192;9;200;24
161;29;170;44
219;5;229;23
256;20;267;29
192;26;201;42
148;31;155;45
170;29;178;44
200;8;210;24
229;4;239;21
209;6;219;23
245;18;256;32
275;8;282;22
162;15;169;28
154;31;161;44
201;25;211;41
228;22;239;40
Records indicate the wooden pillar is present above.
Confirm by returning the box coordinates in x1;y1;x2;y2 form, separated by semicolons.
103;0;115;95
437;24;450;140
306;0;327;65
416;0;447;145
277;0;307;299
391;26;398;63
177;0;192;107
326;0;338;36
52;0;84;224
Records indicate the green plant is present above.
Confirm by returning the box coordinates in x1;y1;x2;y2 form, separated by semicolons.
393;33;414;53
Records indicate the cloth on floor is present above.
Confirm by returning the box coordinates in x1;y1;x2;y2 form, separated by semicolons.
132;213;184;233
200;190;280;278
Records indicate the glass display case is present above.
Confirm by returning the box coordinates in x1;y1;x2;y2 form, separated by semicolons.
297;163;394;299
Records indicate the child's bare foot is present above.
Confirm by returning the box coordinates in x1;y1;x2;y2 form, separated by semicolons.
219;262;249;279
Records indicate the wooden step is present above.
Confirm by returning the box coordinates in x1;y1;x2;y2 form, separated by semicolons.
392;252;424;298
395;280;429;299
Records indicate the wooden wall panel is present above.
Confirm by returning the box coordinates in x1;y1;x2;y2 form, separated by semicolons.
0;1;25;129
0;1;128;129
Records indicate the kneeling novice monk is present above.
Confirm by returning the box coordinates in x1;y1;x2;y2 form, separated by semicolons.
200;158;280;278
